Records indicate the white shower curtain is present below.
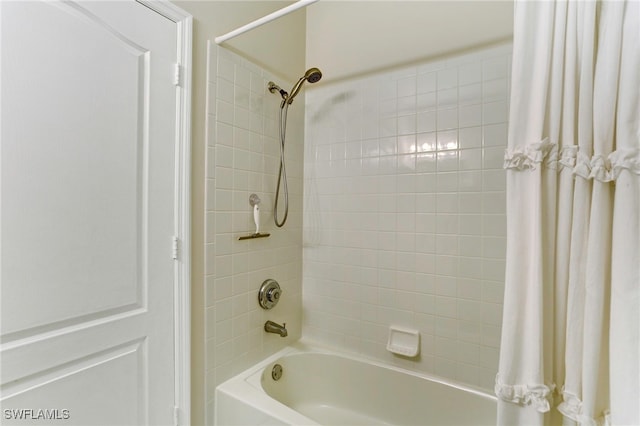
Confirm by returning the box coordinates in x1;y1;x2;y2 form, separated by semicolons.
496;1;639;425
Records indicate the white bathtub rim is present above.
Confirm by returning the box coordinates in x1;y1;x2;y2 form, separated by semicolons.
215;339;496;426
246;339;497;403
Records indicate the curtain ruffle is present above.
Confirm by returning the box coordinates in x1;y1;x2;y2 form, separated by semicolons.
495;375;556;413
504;141;640;182
609;148;640;178
557;391;611;426
503;138;555;170
559;145;579;169
557;391;583;421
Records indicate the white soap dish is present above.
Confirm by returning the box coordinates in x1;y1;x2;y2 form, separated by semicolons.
386;326;420;357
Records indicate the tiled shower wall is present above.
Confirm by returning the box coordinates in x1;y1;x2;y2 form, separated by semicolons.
204;44;304;422
303;43;511;391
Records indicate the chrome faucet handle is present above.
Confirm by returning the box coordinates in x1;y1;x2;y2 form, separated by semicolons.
259;279;281;310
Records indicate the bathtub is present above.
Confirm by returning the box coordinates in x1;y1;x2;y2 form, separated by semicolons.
215;341;497;425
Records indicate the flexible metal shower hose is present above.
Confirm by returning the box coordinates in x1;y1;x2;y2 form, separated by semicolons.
274;102;290;227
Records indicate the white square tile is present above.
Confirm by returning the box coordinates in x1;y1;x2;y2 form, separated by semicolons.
437;88;458;108
234;85;250;109
435;336;458;358
482;170;506;191
437;130;459;151
417;132;437;153
397;95;416;116
458;299;482;322
437;151;459;172
458;320;481;344
398;76;416;97
417;111;437;133
234;106;249;129
459;126;482;149
216;145;233;167
416;211;436;234
457;278;482;300
418;72;437;93
435;317;458;339
437;108;458;131
458;235;482;257
380;98;397;117
416;232;436;253
437;68;458;89
436;214;458;234
437;191;459;214
458;171;483;192
459;83;482;106
459;104;482;128
235;66;251;89
379;137;397;156
483;101;508;125
483;78;508;102
416;153;437;173
398;115;416;135
416;253;436;274
483;146;505;169
482;302;502;326
482;192;505;214
217;100;234;125
481;324;501;348
483;258;505;282
379;117;397;137
459;193;483;214
434;357;457;378
436;234;458;255
435;255;458;277
458;214;482;236
483;56;508;81
482;281;505;304
417;92;437;111
216;166;233;189
217;56;235;82
459;149;482;170
483;123;508;147
436;172;458;192
458;62;482;85
457;341;480;365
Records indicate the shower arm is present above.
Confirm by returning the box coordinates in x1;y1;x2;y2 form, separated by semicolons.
267;82;289;108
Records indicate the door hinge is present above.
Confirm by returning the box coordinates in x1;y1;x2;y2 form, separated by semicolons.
172;236;179;260
173;406;180;426
173;63;181;87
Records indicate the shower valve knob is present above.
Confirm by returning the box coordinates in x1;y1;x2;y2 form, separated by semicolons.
259;279;282;310
267;287;281;302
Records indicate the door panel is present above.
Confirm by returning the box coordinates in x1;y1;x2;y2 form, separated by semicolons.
2;0;147;337
3;340;146;425
1;1;179;424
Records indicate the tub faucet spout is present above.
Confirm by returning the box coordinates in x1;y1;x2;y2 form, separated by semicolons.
264;320;287;337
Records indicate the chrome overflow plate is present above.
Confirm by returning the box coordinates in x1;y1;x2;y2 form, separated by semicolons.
272;364;283;381
258;279;281;310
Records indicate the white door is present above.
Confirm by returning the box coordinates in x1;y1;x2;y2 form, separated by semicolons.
1;1;181;424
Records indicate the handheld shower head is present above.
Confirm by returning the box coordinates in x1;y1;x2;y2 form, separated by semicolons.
304;67;323;83
286;67;323;104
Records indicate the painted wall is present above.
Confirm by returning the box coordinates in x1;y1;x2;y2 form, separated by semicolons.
303;43;511;391
169;2;305;424
306;1;513;82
